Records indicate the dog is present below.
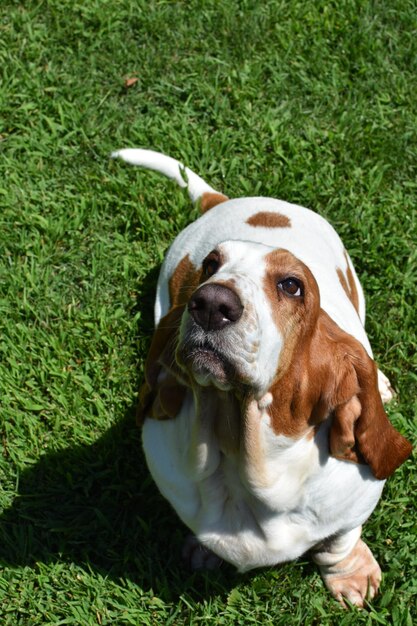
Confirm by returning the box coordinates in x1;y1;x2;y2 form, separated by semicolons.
112;148;412;607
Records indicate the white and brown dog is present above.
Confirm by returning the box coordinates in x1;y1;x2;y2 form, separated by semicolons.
113;148;412;607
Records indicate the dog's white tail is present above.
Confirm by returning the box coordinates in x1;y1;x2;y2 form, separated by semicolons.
111;148;218;204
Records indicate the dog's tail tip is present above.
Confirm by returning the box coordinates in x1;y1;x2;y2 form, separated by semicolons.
111;148;218;205
111;148;149;163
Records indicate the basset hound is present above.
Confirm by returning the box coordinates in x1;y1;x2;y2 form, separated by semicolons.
112;148;412;607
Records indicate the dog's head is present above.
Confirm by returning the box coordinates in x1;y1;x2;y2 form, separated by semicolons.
140;240;412;480
177;241;319;394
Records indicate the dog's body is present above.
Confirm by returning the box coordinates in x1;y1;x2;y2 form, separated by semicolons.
113;149;411;606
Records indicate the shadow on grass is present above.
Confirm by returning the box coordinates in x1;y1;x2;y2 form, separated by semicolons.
0;265;236;602
0;406;238;601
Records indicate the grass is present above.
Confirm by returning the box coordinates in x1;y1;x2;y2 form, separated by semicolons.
0;0;416;623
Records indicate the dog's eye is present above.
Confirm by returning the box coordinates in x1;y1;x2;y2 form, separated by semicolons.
203;253;220;278
277;277;303;297
204;259;219;277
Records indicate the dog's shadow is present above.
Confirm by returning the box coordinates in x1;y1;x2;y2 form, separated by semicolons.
0;404;239;600
0;266;237;602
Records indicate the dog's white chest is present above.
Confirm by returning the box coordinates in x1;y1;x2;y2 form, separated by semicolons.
142;392;382;572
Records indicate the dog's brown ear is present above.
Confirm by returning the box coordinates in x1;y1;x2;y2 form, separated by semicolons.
144;305;185;387
315;313;412;479
137;254;203;426
344;350;412;479
137;305;186;425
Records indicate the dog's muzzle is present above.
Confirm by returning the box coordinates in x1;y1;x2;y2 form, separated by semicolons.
188;283;243;331
178;283;246;389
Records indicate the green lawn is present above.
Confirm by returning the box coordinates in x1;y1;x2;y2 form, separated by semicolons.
0;0;416;623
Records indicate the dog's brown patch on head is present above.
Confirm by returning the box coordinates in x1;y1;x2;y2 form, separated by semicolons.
337;252;360;315
246;212;291;228
169;254;201;307
262;249;322;438
200;192;229;213
263;249;320;379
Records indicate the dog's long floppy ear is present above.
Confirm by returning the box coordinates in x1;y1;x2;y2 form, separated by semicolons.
342;351;412;479
138;254;203;425
315;313;412;480
137;305;187;425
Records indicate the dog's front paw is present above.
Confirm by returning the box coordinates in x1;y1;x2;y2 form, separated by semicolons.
181;534;223;571
319;539;381;608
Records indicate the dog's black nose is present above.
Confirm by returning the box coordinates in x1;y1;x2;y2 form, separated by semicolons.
188;283;243;331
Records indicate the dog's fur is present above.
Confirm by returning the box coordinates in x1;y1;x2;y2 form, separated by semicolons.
113;148;412;607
